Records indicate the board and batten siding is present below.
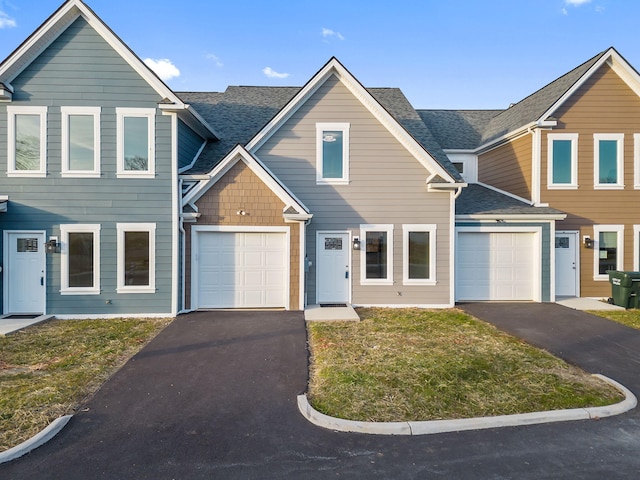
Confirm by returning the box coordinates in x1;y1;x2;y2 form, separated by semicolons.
541;63;640;297
256;75;453;306
0;17;174;315
478;133;533;201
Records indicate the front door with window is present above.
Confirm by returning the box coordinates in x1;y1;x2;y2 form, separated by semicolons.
555;232;578;297
5;232;46;314
317;232;350;304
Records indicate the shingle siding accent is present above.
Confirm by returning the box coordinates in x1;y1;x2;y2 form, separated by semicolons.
185;161;300;310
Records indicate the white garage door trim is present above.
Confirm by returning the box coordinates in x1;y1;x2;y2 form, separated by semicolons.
455;226;542;302
191;226;290;310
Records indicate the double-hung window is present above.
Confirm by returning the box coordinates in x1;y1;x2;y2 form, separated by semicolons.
7;106;47;177
116;223;156;293
316;123;349;184
61;224;101;295
594;134;624;189
403;225;436;285
61;107;101;177
116;108;155;178
593;225;624;281
360;224;393;285
547;133;578;188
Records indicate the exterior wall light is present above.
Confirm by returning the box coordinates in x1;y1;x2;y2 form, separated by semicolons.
352;236;360;250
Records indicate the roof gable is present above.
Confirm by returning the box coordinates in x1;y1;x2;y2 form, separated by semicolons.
0;0;217;139
183;145;311;220
245;57;461;183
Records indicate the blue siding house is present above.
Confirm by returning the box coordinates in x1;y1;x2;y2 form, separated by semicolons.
0;0;214;318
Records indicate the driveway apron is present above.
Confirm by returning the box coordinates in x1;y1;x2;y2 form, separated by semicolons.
3;307;640;479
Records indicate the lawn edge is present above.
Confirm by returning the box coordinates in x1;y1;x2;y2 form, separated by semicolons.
0;415;73;465
297;374;637;436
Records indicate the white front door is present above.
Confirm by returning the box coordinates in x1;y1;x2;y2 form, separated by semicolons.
555;232;578;297
5;232;46;314
317;232;350;304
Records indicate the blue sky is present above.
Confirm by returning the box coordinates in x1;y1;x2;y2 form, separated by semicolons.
0;0;637;109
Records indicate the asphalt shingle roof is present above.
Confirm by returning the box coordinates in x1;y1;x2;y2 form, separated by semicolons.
456;184;564;216
417;110;503;150
178;86;463;181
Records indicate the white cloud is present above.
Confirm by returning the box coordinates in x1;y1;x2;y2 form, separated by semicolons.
565;0;591;4
205;53;224;67
263;67;290;79
144;58;180;81
0;11;16;29
322;27;344;41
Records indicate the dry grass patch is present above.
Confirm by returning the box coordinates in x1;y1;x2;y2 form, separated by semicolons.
307;308;623;423
589;309;640;330
0;317;172;452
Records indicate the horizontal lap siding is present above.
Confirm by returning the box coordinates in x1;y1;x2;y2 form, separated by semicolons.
257;75;452;306
542;64;640;297
178;119;205;170
478;134;532;200
0;17;173;315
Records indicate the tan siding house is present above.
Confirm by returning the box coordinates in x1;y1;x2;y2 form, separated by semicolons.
479;134;533;201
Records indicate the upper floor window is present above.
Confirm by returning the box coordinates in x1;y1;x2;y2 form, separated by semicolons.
403;224;436;285
7;106;47;177
594;133;624;189
633;134;640;189
316;123;349;185
61;107;101;177
547;133;578;189
360;224;393;285
116;108;155;178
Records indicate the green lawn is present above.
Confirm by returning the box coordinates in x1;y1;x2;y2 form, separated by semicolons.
0;317;171;452
588;309;640;330
307;308;623;423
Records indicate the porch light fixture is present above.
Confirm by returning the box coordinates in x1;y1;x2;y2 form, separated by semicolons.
236;209;247;216
352;236;360;250
45;238;59;254
583;236;593;249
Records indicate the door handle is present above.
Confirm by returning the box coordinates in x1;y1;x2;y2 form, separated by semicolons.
41;276;44;286
345;271;349;279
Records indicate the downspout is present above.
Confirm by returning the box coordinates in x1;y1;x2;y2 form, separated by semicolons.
178;178;191;315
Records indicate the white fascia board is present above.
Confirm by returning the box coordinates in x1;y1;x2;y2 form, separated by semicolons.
474;123;536;154
456;214;567;222
0;0;186;110
427;182;468;190
159;103;219;140
183;145;311;217
245;57;458;185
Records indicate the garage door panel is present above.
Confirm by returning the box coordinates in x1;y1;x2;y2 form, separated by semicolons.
456;232;535;301
196;231;287;309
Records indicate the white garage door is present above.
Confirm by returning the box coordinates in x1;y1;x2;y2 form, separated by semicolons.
456;232;536;301
196;232;287;309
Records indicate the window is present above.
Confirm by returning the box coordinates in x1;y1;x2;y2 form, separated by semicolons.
547;133;578;188
634;134;640;189
117;223;156;293
593;225;623;281
360;224;393;285
61;107;101;177
61;224;101;294
316;123;349;184
634;225;640;271
403;225;436;285
7;106;47;177
594;134;624;189
116;108;155;177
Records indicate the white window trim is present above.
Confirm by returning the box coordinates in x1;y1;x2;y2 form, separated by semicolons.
634;225;640;271
593;224;624;281
60;224;101;295
634;134;640;189
594;133;624;189
116;107;155;178
116;223;156;294
360;224;394;285
316;122;350;185
547;133;578;189
61;106;101;178
403;224;436;285
7;106;47;178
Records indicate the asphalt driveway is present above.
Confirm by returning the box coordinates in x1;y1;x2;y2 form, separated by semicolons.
3;306;640;479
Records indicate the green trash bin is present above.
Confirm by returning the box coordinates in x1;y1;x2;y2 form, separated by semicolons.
608;271;640;308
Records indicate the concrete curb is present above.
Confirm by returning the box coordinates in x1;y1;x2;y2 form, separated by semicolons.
297;374;636;435
0;415;73;465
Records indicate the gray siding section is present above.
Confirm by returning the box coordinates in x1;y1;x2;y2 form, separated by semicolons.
455;222;553;302
178;119;205;170
256;76;452;306
0;17;174;315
